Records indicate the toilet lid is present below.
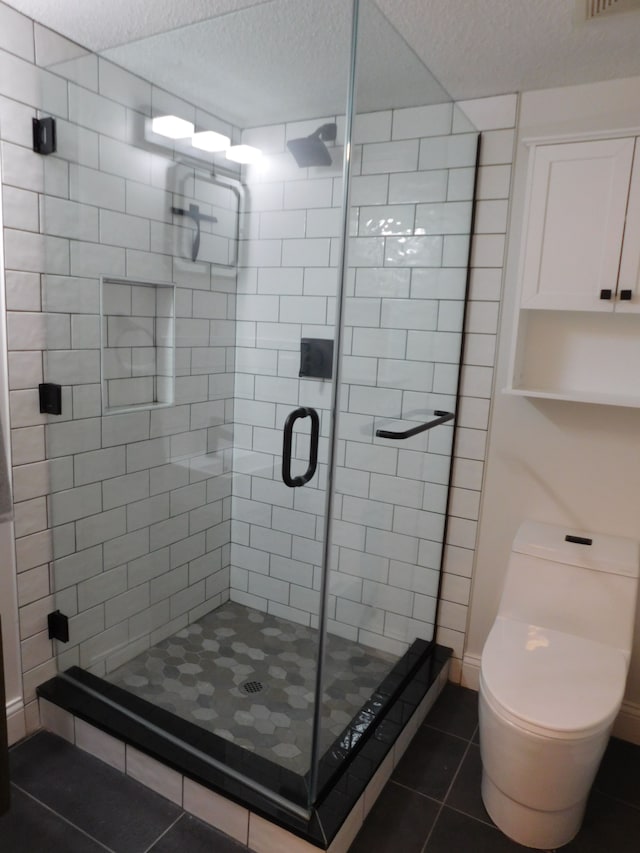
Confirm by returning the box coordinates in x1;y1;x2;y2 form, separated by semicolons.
482;618;627;736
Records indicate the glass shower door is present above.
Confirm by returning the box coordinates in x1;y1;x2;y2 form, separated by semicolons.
37;0;355;809
311;0;479;800
222;105;348;781
30;0;480;820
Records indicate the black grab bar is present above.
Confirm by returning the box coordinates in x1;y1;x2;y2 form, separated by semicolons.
282;407;319;487
375;410;455;440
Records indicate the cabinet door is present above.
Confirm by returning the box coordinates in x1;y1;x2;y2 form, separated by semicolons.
616;139;640;313
521;138;634;311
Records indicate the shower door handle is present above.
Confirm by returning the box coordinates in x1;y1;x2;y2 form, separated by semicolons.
282;407;319;487
375;410;455;439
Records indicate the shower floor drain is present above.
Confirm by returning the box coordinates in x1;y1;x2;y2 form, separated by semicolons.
241;680;264;695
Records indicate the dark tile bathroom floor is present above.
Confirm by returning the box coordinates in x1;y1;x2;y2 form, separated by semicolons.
107;600;397;774
1;684;639;852
350;684;640;853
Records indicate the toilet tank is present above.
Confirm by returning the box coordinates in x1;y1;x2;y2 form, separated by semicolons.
498;521;640;656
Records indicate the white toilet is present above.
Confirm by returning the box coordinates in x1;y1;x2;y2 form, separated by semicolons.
479;520;639;850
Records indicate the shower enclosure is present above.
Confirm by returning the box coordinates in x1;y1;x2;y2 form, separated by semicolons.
31;0;478;842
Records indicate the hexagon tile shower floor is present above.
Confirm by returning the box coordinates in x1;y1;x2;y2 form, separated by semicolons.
107;601;397;774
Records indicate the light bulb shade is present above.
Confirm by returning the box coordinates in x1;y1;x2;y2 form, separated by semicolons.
225;144;262;164
191;130;231;153
151;115;195;139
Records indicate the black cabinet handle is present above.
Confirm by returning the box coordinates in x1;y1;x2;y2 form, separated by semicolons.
282;407;319;487
376;410;455;440
619;289;633;300
600;289;612;300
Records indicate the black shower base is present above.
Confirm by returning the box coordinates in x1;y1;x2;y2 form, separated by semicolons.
37;641;450;849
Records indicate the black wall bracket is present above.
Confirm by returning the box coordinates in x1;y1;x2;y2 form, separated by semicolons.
47;611;69;643
32;117;57;155
299;338;333;379
39;383;62;415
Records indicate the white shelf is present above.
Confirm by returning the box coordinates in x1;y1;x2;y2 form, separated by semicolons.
509;309;640;408
504;386;640;409
101;277;175;415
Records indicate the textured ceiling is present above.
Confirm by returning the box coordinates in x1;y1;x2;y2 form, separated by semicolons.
100;0;449;126
3;0;274;52
6;0;640;125
377;0;640;100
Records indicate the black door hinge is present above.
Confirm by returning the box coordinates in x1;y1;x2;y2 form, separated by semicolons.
47;610;69;643
33;117;57;155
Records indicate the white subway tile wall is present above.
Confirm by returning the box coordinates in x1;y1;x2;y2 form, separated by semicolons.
0;0;516;720
236;98;516;673
0;5;238;718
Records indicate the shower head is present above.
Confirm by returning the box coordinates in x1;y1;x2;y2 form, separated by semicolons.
287;122;337;168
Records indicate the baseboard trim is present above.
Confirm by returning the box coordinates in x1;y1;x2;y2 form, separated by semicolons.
6;698;26;746
613;700;640;745
460;653;640;745
461;653;481;691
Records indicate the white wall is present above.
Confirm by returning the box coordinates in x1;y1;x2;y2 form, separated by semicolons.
467;75;640;738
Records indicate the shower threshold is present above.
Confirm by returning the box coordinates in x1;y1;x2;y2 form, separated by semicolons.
37;616;450;849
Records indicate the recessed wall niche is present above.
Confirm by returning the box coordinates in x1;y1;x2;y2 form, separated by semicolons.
101;277;176;414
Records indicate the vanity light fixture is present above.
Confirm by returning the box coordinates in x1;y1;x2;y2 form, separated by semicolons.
151;115;195;139
191;130;231;152
226;144;262;164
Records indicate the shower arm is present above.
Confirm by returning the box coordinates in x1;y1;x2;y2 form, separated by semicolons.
375;410;454;439
171;202;218;262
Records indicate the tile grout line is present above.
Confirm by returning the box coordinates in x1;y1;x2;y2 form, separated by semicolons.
388;778;443;806
440;734;478;806
11;783;117;853
422;721;478;744
419;800;445;852
442;800;501;831
419;729;476;853
591;786;640;815
141;811;185;853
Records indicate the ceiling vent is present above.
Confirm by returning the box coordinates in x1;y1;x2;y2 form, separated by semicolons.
579;0;640;20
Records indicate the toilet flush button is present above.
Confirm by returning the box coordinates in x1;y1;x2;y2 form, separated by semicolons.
565;534;592;546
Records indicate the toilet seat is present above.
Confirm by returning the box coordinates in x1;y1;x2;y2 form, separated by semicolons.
481;617;627;739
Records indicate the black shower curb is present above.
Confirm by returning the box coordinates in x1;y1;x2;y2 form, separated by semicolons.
37;641;450;848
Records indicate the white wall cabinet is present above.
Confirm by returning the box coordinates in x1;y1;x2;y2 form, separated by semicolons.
508;134;640;407
520;137;640;312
